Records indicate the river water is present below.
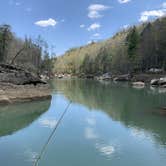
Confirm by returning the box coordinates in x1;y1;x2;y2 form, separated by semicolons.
0;79;166;166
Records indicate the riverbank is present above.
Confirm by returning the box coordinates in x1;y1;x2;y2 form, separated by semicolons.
54;73;166;88
0;64;52;104
0;83;51;104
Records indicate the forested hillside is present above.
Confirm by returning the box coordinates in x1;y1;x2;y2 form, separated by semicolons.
0;24;53;75
54;17;166;75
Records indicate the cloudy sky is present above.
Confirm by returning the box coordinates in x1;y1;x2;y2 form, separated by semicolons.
0;0;166;55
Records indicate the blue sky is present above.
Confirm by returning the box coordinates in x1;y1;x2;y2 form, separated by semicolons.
0;0;166;55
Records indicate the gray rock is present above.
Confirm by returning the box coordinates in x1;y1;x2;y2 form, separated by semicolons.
148;68;164;73
159;77;166;86
113;74;131;82
150;77;166;86
132;81;145;87
0;64;46;85
96;73;112;81
150;79;160;86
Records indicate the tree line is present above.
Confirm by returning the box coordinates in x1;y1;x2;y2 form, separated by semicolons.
54;17;166;75
0;24;54;75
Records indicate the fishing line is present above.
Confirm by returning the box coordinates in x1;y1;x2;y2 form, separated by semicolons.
33;101;72;166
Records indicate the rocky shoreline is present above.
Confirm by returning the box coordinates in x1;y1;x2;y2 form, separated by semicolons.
97;74;166;88
55;73;166;88
0;64;51;104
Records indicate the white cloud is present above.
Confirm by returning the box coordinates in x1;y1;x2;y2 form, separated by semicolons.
139;2;166;22
88;4;110;19
35;18;57;27
118;0;131;4
87;23;101;31
87;40;92;44
80;24;85;28
139;9;166;22
88;10;102;19
88;4;109;11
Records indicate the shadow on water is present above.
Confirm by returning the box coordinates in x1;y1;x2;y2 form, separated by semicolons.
51;79;166;145
0;99;51;137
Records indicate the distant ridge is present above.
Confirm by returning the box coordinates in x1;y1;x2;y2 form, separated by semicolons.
54;17;166;75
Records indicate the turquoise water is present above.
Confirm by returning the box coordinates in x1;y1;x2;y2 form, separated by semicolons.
0;79;166;166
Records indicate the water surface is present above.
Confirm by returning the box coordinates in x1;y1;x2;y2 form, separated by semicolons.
0;79;166;166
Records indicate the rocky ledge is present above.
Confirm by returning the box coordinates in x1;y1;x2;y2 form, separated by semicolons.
0;83;51;104
0;64;51;104
0;64;46;85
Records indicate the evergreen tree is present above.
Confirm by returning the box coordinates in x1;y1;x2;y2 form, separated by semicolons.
126;26;139;60
126;26;140;72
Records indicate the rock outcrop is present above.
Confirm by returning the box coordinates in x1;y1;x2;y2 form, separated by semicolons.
0;64;46;85
0;83;51;104
0;64;51;104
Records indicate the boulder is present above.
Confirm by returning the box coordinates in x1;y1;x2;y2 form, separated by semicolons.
132;81;145;87
158;77;166;86
113;74;131;82
40;75;50;82
150;79;160;86
58;74;64;79
0;64;46;85
132;74;151;83
97;73;112;80
102;73;111;80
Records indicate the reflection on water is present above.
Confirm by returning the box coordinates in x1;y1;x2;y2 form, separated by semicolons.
0;79;166;166
0;99;51;166
84;114;115;159
39;117;57;129
51;79;166;146
0;100;50;137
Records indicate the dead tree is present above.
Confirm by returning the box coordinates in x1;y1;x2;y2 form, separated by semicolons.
10;47;26;65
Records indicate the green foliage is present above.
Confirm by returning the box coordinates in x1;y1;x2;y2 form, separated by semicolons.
40;54;54;75
54;17;166;75
0;24;54;75
126;26;140;61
